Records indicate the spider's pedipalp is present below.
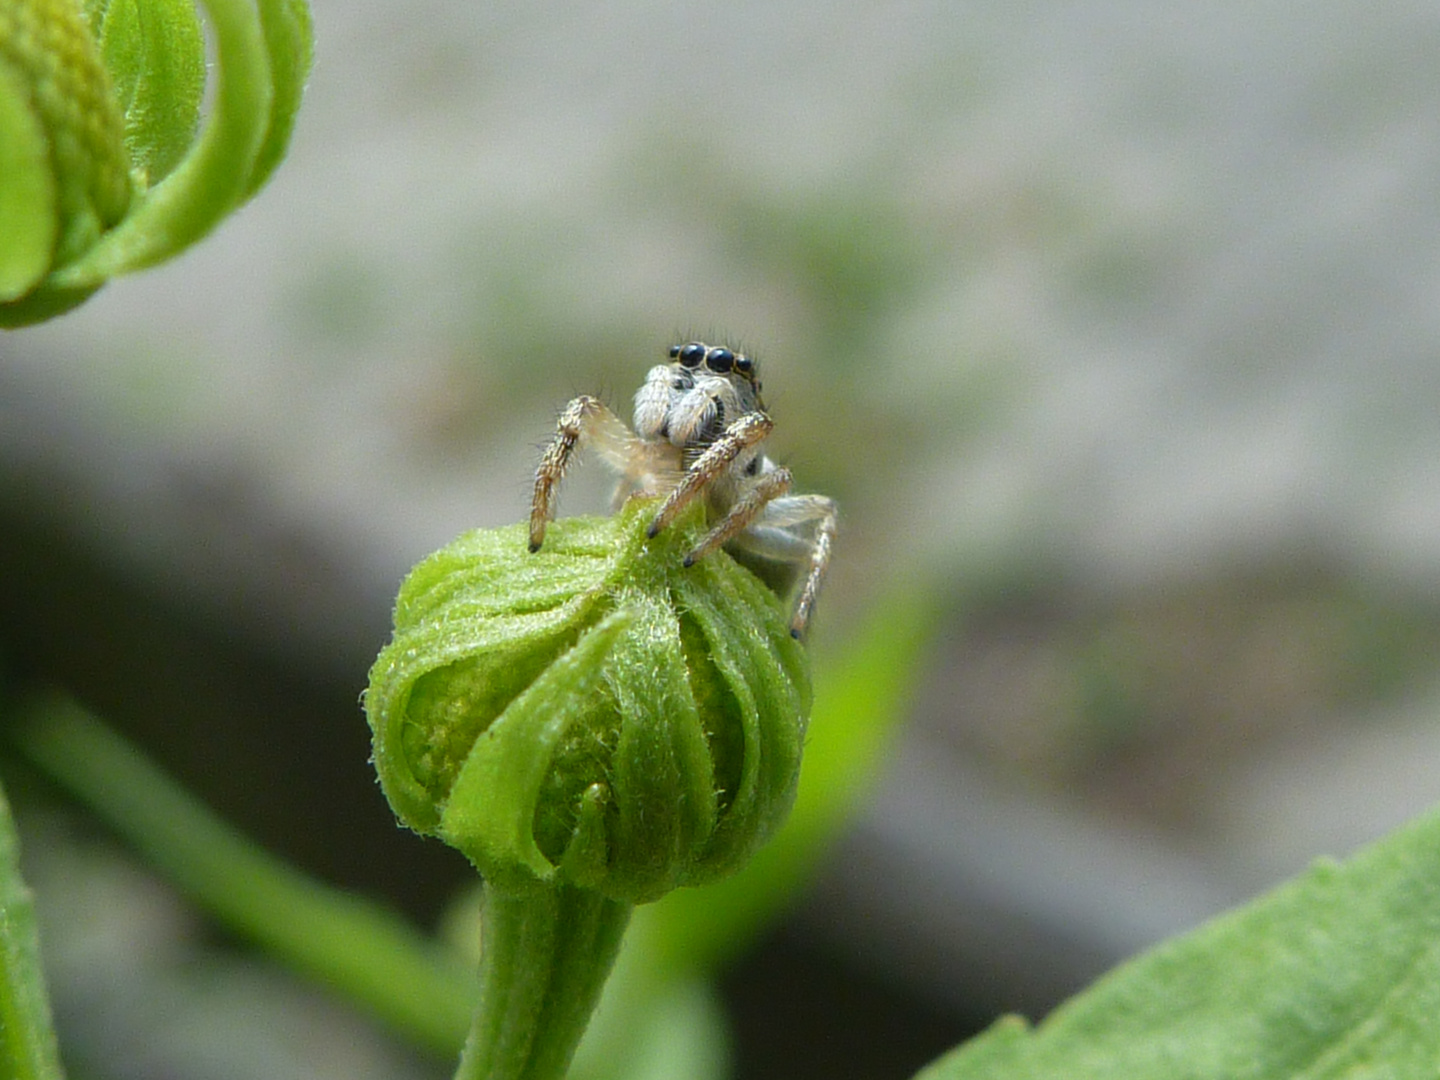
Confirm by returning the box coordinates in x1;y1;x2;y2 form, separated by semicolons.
667;385;723;447
634;364;686;441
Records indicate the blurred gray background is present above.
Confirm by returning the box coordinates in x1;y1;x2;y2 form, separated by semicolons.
6;1;1440;1078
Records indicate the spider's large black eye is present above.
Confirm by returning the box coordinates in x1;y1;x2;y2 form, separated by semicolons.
706;347;734;373
676;343;705;368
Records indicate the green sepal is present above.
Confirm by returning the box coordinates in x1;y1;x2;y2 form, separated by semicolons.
243;0;311;197
366;497;811;905
89;0;205;185
440;607;647;893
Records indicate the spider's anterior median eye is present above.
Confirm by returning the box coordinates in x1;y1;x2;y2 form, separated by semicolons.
676;343;706;368
706;348;735;373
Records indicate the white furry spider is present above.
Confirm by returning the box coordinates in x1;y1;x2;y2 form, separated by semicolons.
528;341;836;638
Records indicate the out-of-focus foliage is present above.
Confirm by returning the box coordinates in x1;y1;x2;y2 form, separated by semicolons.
918;800;1440;1080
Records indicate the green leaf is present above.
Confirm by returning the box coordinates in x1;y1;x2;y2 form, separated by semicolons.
918;802;1440;1080
0;775;65;1080
590;980;729;1080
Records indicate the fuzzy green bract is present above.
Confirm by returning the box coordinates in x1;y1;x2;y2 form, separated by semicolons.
919;801;1440;1080
366;497;811;905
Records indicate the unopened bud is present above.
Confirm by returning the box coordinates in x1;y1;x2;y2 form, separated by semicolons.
366;497;811;903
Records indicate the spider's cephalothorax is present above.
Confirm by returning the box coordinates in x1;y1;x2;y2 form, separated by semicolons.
529;341;836;638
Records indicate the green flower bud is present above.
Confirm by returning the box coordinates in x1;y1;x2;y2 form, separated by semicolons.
0;0;131;303
0;0;313;326
366;496;811;904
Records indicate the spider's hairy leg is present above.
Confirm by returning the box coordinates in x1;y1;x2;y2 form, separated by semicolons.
529;395;633;551
646;411;774;539
784;494;838;639
682;466;793;567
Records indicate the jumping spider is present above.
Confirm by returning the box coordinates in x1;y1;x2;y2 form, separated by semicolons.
529;341;836;638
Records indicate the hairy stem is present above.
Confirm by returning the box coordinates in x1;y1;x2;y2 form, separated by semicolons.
459;885;632;1080
0;774;65;1080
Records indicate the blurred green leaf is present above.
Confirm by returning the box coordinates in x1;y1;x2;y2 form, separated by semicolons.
0;0;131;313
10;697;477;1057
245;0;311;196
918;802;1440;1079
55;0;272;285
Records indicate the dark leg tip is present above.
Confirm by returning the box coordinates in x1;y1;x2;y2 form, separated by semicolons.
528;541;542;553
682;554;695;568
790;627;803;640
646;522;661;539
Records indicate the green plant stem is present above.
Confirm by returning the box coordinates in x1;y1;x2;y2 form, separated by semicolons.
9;696;476;1057
459;885;632;1080
0;775;65;1080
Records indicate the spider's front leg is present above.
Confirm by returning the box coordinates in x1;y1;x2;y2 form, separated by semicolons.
681;465;793;567
529;395;634;552
646;411;774;539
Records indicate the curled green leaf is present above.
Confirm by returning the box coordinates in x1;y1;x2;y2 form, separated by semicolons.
365;496;812;905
